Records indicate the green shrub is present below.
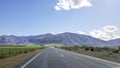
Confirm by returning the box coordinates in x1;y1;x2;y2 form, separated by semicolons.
81;45;88;49
102;47;110;51
85;47;89;51
118;46;120;51
112;49;119;53
89;47;95;51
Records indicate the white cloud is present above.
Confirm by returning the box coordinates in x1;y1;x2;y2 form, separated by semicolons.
90;26;120;41
51;32;64;35
77;31;86;34
55;0;92;11
55;6;61;11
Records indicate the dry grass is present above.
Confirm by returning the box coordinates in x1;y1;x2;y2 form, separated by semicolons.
57;46;120;63
72;49;120;63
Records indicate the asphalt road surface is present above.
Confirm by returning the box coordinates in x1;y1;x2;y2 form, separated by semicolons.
21;48;120;68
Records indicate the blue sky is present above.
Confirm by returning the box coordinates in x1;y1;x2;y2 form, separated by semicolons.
0;0;120;40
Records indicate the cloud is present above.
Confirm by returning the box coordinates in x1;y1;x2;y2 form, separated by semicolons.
55;0;92;11
77;31;86;34
51;32;64;35
90;26;120;41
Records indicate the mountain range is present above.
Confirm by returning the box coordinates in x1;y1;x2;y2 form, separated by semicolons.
0;32;119;46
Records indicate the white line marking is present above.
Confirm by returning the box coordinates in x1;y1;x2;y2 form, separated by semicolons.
21;52;42;68
60;54;64;57
69;51;120;66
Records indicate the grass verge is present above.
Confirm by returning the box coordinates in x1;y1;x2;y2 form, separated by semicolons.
0;46;46;68
56;46;120;63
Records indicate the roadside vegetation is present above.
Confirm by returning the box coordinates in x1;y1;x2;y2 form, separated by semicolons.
0;45;46;68
55;45;120;63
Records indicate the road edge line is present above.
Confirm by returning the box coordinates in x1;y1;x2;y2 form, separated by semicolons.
21;51;42;68
58;48;120;66
67;49;120;65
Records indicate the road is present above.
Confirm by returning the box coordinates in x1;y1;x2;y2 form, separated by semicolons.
21;48;120;68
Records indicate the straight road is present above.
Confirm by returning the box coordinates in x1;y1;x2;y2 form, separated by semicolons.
21;48;120;68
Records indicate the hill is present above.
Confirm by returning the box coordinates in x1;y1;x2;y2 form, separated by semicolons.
0;32;119;46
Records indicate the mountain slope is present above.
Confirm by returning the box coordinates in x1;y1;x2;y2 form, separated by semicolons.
0;32;118;46
108;38;120;46
0;35;29;45
28;32;111;46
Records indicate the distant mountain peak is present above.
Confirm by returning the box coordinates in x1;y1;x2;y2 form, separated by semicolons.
0;32;119;46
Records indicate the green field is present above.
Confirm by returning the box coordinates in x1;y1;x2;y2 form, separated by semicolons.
0;45;45;59
0;45;46;68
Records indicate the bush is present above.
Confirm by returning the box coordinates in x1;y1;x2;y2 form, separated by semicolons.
81;45;88;49
94;47;102;52
102;47;109;51
89;47;95;51
73;46;79;50
112;49;119;53
85;47;89;51
118;46;120;51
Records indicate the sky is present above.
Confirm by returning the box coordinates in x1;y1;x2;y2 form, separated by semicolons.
0;0;120;40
